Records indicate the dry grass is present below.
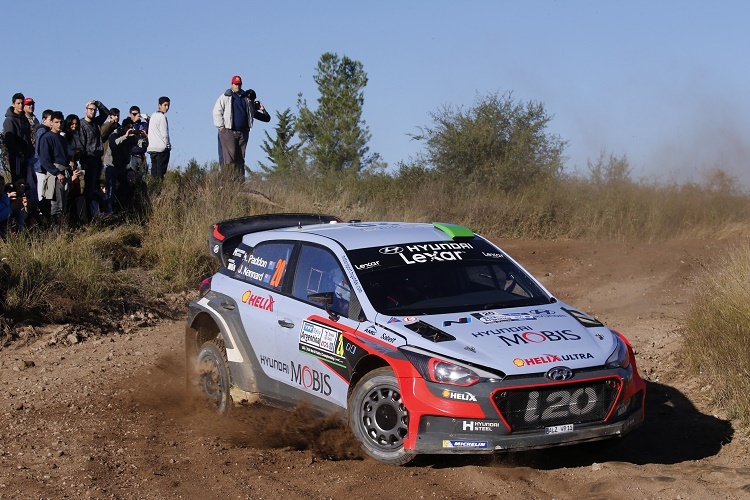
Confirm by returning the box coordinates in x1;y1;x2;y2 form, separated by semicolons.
683;242;750;425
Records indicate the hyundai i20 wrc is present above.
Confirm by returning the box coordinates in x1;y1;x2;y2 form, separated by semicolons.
186;213;645;465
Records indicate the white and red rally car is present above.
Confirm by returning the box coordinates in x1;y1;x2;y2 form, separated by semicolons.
186;214;645;464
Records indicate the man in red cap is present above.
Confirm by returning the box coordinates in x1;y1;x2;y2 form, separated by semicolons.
23;98;39;141
212;75;270;176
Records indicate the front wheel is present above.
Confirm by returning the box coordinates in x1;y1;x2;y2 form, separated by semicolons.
196;340;232;415
348;367;416;465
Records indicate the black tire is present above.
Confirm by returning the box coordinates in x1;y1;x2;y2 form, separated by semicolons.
348;367;416;465
196;339;232;415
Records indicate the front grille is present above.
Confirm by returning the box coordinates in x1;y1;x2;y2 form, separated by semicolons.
492;379;620;432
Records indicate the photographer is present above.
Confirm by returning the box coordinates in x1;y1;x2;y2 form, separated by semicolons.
104;118;140;200
212;75;270;177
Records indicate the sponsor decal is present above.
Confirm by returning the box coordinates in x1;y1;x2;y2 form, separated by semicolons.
441;389;478;402
345;342;357;354
379;246;404;255
403;316;417;323
442;440;489;449
461;420;502;433
364;326;377;335
259;355;289;374
398;249;467;265
595;333;604;340
464;345;476;353
355;260;380;270
513;353;594;367
482;252;503;258
470;311;536;324
241;290;275;311
443;317;472;327
471;324;533;338
380;332;397;344
232;247;246;258
290;361;332;396
340;256;364;293
299;321;345;365
387;317;401;324
213;244;220;254
227;261;237;271
472;326;582;346
527;308;568;319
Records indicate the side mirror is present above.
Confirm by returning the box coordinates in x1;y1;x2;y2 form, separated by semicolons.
307;292;339;321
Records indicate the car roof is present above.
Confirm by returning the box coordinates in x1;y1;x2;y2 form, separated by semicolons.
273;221;471;250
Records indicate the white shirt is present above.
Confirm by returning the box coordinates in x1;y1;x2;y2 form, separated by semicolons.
146;111;170;153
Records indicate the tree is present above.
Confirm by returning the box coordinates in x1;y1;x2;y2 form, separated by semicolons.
412;92;567;191
296;52;380;176
258;108;303;177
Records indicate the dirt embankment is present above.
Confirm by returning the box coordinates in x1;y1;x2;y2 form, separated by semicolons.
1;239;749;499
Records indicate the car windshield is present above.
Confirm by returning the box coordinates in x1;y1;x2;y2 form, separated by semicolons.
347;238;551;316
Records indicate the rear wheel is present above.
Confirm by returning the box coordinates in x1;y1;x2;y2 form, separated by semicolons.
196;340;232;415
348;367;416;465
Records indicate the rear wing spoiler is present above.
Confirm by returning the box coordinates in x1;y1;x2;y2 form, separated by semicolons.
208;213;341;265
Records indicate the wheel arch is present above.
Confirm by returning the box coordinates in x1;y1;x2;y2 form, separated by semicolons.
348;354;390;400
186;311;222;368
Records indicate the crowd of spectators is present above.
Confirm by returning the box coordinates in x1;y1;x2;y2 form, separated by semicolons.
1;93;171;237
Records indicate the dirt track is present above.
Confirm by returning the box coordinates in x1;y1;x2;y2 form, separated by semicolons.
1;239;749;499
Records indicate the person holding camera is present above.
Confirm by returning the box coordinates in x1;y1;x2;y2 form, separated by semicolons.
76;100;110;221
212;75;270;177
104;118;140;201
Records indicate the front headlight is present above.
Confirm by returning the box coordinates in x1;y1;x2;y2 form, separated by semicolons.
399;348;480;386
605;334;631;369
428;358;480;386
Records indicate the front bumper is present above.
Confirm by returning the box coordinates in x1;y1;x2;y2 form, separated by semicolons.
413;390;644;453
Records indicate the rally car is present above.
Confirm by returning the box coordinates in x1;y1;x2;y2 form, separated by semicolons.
186;213;645;465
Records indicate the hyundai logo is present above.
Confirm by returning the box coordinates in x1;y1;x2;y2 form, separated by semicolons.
379;246;404;254
546;366;574;381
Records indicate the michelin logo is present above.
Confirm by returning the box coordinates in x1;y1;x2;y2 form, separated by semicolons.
442;440;489;449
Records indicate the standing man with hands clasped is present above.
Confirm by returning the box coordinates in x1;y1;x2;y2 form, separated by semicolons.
147;96;171;179
213;75;270;177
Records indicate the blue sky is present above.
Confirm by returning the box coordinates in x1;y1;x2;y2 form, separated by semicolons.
3;1;749;185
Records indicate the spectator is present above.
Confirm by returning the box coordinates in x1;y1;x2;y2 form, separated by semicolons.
38;111;72;227
147;97;171;179
104;118;139;200
23;98;39;144
100;107;120;159
77;100;109;221
34;109;53;202
127;106;148;180
0;176;13;238
3;93;33;183
213;75;270;176
62;115;82;168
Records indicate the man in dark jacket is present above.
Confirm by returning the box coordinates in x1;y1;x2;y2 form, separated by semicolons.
76;100;109;220
2;93;33;183
38;111;75;226
212;76;270;176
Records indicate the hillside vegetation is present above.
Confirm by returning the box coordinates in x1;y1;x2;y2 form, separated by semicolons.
1;162;749;427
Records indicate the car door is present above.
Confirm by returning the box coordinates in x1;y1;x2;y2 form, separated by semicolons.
219;240;295;390
273;242;363;409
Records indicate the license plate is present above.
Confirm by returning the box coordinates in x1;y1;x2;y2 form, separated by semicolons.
545;424;574;434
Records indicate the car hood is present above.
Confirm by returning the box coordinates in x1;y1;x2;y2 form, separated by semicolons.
374;303;617;376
